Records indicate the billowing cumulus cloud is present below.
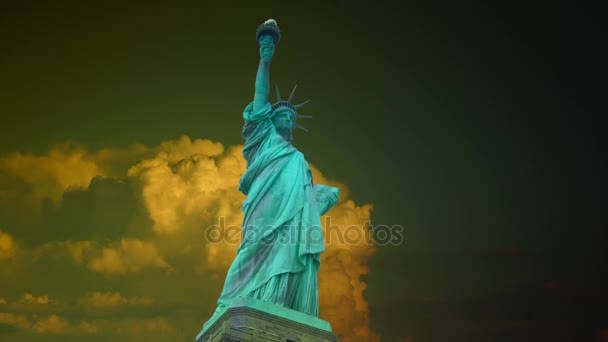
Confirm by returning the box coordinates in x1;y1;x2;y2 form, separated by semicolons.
126;139;245;236
31;238;171;275
312;169;380;342
0;136;378;341
0;143;103;204
88;239;172;275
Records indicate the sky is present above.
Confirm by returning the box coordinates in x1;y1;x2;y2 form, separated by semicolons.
1;1;606;341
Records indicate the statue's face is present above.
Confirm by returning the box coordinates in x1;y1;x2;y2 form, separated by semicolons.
271;108;295;133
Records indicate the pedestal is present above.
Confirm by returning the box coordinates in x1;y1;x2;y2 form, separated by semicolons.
196;298;337;342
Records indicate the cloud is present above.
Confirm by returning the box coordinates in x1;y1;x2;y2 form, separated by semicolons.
312;169;379;342
0;294;69;317
127;138;245;236
0;292;167;337
125;137;379;340
0;230;17;259
35;176;138;244
63;240;96;264
0;293;169;336
94;143;154;178
30;314;68;334
20;293;49;305
79;292;154;308
0;135;379;341
88;239;172;275
78;321;99;334
0;312;88;335
0;309;170;337
0;312;31;330
0;141;155;243
31;240;96;264
0;142;103;204
156;135;224;163
31;238;171;276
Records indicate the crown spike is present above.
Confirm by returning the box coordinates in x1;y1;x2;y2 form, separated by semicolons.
296;114;312;119
287;84;298;103
275;84;281;102
295;123;308;132
294;99;310;109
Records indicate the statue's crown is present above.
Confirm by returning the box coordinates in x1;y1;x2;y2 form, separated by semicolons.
272;84;312;131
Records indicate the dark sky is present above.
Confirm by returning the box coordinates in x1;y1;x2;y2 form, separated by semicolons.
1;1;606;341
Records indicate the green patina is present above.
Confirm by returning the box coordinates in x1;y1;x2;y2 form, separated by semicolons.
201;19;339;333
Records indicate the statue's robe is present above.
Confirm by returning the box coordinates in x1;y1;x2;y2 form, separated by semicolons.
211;102;339;318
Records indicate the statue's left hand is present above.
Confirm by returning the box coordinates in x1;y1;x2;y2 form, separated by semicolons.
259;35;275;63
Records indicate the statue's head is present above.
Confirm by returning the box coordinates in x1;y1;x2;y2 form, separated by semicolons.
271;84;311;141
271;107;296;135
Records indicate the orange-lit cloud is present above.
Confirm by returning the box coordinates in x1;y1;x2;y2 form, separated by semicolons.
126;137;245;236
0;143;103;204
0;312;88;335
78;321;99;334
31;314;69;334
0;312;31;330
88;239;172;275
0;230;17;259
20;293;50;305
0;136;379;341
32;240;96;264
0;294;169;337
313;169;380;342
63;240;96;264
126;138;379;339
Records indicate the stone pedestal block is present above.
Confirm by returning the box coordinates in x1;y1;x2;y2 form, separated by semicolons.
196;298;337;342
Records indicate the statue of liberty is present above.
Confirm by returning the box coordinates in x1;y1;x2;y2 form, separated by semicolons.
204;19;340;327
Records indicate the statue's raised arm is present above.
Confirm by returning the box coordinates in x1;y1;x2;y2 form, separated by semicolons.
253;19;280;113
198;18;341;341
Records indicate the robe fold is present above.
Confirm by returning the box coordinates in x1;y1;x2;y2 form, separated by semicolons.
209;101;339;319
